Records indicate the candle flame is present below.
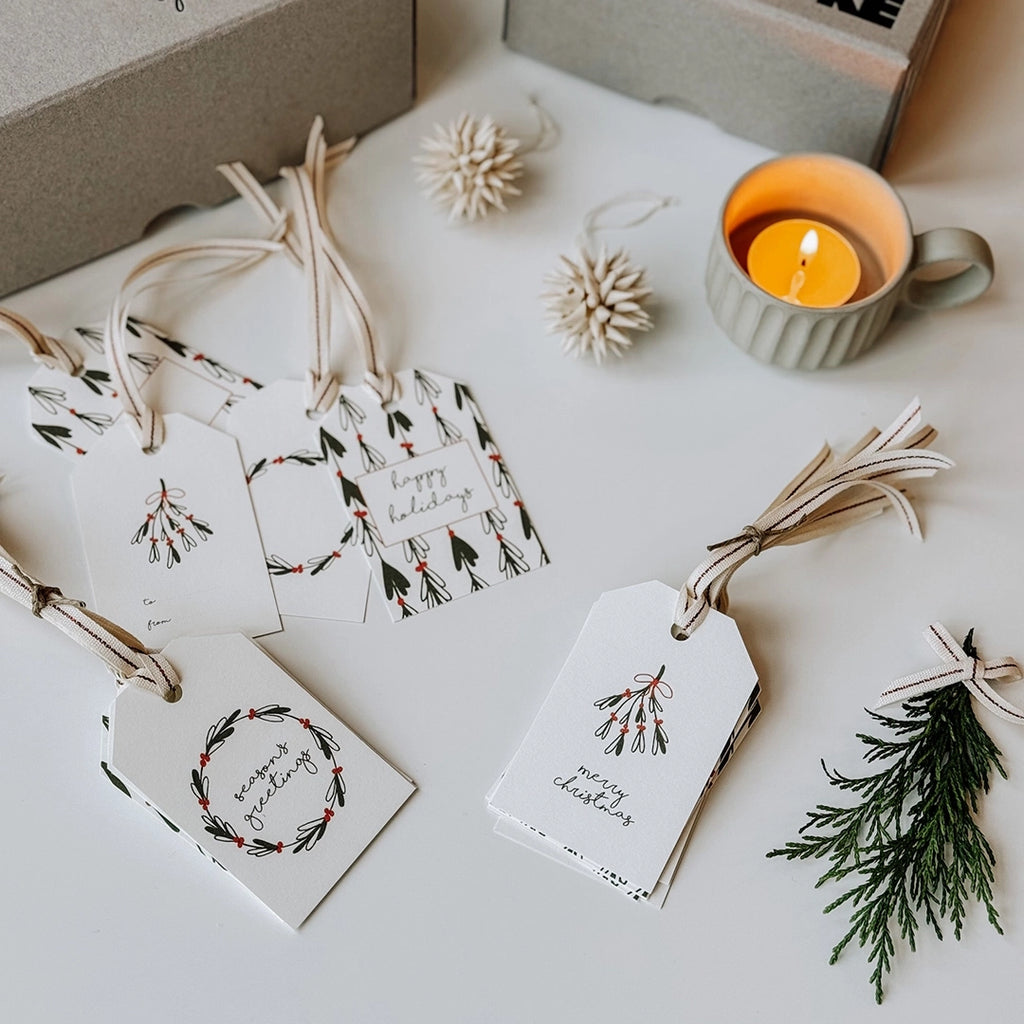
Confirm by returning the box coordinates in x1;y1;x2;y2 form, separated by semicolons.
799;229;819;262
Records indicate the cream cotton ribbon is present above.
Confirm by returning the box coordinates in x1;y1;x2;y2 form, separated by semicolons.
104;118;396;451
218;116;398;408
0;307;81;376
674;399;953;637
875;623;1024;724
0;542;179;701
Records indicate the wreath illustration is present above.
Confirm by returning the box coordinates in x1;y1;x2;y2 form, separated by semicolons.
190;705;345;856
132;479;213;568
594;665;672;757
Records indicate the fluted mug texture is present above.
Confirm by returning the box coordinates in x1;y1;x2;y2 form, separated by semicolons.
706;154;994;370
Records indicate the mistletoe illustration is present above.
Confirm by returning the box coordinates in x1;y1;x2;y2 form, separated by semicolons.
190;705;345;857
320;424;420;617
767;631;1011;1004
594;666;672;756
454;377;548;567
29;385;115;435
131;479;214;567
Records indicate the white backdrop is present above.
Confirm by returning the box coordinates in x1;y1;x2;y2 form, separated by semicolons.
1;1;1022;1020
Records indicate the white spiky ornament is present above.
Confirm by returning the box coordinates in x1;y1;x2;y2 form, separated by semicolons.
415;113;524;222
541;193;676;363
543;245;653;363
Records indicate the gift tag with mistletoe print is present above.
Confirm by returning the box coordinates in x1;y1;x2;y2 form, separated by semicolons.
225;380;371;622
73;413;281;646
27;318;261;459
488;582;758;900
322;368;548;621
106;632;415;927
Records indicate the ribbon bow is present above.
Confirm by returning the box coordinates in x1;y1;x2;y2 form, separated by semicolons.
875;623;1024;724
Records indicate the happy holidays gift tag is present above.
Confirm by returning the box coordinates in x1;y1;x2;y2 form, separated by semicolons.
488;581;758;898
224;379;371;622
107;632;415;927
27;318;261;458
323;368;548;621
73;413;281;646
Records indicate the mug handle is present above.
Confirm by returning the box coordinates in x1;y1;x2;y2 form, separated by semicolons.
903;228;994;310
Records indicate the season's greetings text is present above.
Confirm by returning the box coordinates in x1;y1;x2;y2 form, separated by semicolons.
235;741;318;831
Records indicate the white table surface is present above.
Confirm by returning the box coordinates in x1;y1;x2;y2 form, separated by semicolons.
2;1;1022;1020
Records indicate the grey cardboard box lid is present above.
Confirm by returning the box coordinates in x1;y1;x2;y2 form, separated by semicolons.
1;0;415;297
504;0;949;168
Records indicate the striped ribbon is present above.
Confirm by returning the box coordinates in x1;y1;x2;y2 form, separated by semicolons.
674;399;953;637
875;622;1024;724
0;542;179;701
0;307;81;376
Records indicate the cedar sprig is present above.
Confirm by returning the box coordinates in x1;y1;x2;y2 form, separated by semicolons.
768;632;1006;1004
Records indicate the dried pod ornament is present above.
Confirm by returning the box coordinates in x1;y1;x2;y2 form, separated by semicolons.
542;193;678;363
415;100;558;223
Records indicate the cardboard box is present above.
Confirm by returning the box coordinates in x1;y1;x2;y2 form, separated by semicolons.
504;0;949;169
0;0;415;297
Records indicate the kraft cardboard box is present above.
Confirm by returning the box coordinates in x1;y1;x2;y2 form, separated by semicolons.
0;0;415;297
504;0;949;169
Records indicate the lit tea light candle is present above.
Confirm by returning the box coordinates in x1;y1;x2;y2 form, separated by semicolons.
747;217;861;307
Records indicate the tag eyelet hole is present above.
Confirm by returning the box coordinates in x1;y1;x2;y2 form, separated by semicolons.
164;684;183;704
670;625;688;642
306;408;327;421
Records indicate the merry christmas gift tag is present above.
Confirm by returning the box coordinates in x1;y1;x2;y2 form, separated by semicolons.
27;319;261;458
107;633;415;927
492;683;762;903
73;413;281;646
489;581;758;897
225;380;371;622
323;369;548;621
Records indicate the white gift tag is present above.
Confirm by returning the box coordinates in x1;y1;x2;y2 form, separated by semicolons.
489;581;758;897
107;633;415;927
224;380;371;622
27;318;261;459
323;368;548;621
73;413;281;645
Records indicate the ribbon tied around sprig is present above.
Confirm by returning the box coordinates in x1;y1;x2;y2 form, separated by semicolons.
875;623;1024;724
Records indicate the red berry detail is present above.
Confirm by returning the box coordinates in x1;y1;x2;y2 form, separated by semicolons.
610;713;618;722
198;799;209;809
331;550;341;559
356;434;363;442
193;353;205;362
276;842;283;853
69;408;77;416
332;766;344;775
273;456;284;464
495;533;503;541
621;726;629;734
514;500;523;508
637;724;646;732
397;598;405;606
300;718;310;729
623;689;632;698
489;454;501;462
415;561;427;572
655;719;663;726
431;406;438;414
248;708;256;719
447;529;455;537
199;753;210;767
75;448;85;455
354;509;367;518
323;808;334;821
292;565;304;574
234;836;244;847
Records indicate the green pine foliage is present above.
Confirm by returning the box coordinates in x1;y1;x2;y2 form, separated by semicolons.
768;632;1006;1004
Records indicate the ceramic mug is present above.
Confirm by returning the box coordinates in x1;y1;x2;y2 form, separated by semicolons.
705;153;994;369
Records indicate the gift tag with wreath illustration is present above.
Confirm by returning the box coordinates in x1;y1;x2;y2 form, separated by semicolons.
323;368;548;621
26;318;261;458
225;380;371;622
73;413;281;646
489;582;758;898
106;632;415;927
